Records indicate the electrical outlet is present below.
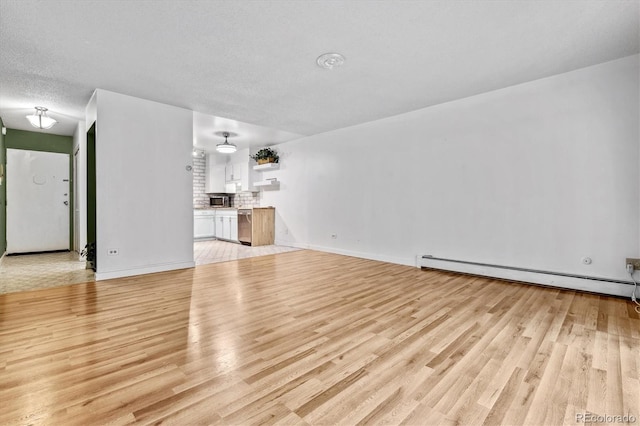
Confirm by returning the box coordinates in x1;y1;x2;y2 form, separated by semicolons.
626;258;640;270
107;248;119;256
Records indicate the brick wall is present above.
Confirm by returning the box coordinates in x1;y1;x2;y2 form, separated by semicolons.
192;155;208;208
232;191;261;208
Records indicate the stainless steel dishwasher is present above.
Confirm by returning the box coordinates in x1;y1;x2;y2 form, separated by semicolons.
238;209;252;245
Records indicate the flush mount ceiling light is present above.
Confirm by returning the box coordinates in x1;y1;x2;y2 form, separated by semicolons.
316;52;345;70
216;132;237;154
26;106;58;129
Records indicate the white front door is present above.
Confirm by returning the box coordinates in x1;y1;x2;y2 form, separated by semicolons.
6;149;70;254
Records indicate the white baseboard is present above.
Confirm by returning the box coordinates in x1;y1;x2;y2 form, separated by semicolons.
310;245;416;267
275;239;416;268
274;240;633;298
421;256;633;298
275;240;309;249
95;260;195;281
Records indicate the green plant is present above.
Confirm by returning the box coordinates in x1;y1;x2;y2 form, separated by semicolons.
80;242;95;262
250;147;279;163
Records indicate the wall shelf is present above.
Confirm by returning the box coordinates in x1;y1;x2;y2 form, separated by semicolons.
253;162;280;171
253;179;280;188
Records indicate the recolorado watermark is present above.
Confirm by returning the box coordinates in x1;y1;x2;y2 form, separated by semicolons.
576;413;637;423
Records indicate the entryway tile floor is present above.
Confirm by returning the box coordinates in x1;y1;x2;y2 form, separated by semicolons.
0;241;302;294
0;251;95;295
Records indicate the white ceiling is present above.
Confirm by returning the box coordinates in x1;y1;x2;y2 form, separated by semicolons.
0;0;638;147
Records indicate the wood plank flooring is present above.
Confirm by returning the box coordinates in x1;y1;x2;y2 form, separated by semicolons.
0;250;638;425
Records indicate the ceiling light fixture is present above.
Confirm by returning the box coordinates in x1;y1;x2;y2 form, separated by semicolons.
316;52;345;70
216;132;237;154
26;106;57;129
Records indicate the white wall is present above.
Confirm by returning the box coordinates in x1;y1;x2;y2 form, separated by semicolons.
72;120;87;256
264;55;639;288
92;89;194;280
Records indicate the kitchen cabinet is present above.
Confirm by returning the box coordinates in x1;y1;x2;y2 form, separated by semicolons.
215;209;238;242
225;164;235;182
225;161;258;192
215;215;224;239
238;207;275;246
194;210;216;239
205;156;225;193
229;215;238;241
206;150;259;194
225;182;239;194
236;161;259;192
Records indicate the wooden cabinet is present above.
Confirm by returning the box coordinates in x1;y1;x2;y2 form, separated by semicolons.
251;207;275;246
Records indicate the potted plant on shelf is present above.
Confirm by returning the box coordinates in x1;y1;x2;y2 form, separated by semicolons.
250;147;279;165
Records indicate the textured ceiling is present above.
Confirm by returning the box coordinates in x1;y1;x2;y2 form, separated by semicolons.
0;0;638;143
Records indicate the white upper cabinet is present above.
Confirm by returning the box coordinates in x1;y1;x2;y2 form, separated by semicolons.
236;161;259;192
206;149;258;193
230;149;258;192
225;163;235;182
205;155;226;193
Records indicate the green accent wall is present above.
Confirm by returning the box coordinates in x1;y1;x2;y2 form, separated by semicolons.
4;129;74;251
6;129;72;154
0;117;5;255
86;123;96;270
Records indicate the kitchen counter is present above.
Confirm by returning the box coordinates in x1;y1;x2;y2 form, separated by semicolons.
194;207;275;245
194;207;236;210
195;206;274;211
241;207;275;246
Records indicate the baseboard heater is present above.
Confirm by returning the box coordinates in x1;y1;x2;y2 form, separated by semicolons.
420;255;633;298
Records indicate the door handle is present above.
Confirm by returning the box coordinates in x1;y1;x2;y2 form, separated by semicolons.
63;201;69;205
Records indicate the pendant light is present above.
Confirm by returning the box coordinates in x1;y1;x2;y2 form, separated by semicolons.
216;132;237;154
26;106;57;129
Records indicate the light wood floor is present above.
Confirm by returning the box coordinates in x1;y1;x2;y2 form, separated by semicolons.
1;250;638;425
0;241;299;295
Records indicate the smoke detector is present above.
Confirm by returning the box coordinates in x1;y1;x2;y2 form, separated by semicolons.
316;53;345;70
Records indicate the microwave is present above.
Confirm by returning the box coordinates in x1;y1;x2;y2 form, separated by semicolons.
210;196;229;207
